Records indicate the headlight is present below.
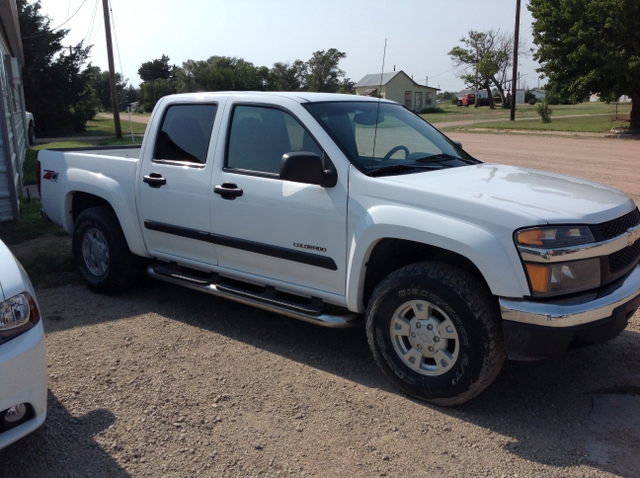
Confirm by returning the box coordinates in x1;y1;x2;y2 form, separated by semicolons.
524;258;601;297
516;225;601;298
516;225;594;248
0;292;40;345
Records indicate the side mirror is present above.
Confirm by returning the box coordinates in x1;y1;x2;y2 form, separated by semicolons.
453;141;463;149
280;152;337;188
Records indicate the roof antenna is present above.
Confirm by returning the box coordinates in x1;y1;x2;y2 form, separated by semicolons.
377;39;387;97
372;39;387;162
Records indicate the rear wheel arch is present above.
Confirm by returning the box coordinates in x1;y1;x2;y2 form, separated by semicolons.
71;192;111;224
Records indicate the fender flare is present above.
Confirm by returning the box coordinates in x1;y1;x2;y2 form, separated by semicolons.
345;205;529;312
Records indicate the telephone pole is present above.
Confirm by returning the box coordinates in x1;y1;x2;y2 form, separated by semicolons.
510;0;522;121
102;0;122;138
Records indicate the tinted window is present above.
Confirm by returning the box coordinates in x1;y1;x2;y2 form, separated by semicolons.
154;104;217;164
304;101;477;175
226;105;322;174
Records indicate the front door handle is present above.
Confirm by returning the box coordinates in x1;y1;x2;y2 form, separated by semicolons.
214;182;243;200
143;173;167;188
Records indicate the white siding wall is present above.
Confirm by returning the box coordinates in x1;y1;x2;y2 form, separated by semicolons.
0;46;26;221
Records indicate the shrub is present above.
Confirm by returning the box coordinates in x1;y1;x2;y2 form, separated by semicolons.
537;99;553;123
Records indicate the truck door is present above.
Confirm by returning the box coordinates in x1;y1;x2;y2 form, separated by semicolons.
138;102;220;268
209;103;348;297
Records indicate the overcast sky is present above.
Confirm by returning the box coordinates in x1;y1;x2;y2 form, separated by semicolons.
38;0;544;93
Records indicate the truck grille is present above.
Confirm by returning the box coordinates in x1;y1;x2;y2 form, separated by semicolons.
609;240;640;274
593;208;640;241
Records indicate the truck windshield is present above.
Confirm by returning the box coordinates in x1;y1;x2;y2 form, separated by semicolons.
304;101;479;175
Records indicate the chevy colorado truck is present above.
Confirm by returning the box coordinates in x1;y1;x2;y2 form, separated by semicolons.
38;92;640;405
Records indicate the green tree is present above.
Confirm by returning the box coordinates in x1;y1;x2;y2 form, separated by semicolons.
177;56;271;94
529;0;640;129
138;55;176;82
88;66;128;111
137;55;178;111
305;48;348;93
449;30;513;108
18;0;97;134
271;60;306;91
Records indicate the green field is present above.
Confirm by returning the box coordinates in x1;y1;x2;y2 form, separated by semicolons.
443;114;630;133
420;101;632;131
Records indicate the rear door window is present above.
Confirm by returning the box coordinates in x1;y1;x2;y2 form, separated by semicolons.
154;104;218;164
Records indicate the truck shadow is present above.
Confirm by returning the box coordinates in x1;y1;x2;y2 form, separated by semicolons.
0;391;128;477
38;280;640;476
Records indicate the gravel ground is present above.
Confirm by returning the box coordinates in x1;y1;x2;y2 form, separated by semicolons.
2;132;640;477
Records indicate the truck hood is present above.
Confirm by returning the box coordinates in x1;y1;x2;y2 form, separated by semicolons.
373;163;634;228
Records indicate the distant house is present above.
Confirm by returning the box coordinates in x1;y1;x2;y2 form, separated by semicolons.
354;70;439;112
0;0;29;222
530;88;546;100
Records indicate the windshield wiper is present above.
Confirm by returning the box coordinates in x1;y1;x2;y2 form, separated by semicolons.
366;163;442;177
414;153;461;163
414;153;479;165
367;164;416;177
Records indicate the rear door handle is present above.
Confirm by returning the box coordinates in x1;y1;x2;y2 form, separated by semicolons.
143;173;167;188
214;182;243;200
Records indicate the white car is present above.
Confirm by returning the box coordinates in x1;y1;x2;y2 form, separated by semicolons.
0;239;47;450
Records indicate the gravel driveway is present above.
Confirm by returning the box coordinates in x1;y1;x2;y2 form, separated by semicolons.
2;132;640;477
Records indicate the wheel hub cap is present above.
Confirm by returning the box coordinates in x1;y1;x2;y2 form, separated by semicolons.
82;227;109;276
390;300;460;376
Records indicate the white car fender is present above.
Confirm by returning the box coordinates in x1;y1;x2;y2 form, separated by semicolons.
345;204;530;312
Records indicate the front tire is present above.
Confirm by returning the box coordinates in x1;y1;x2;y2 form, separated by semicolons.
366;262;506;406
72;206;140;294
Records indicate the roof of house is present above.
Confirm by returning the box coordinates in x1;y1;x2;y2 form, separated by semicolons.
355;70;438;90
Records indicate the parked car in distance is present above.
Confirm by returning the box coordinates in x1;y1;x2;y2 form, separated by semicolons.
457;93;475;106
0;239;47;450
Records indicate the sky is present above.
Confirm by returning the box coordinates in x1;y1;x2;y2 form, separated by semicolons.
37;0;545;93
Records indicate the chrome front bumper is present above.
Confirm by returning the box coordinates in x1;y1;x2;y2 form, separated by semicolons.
499;265;640;328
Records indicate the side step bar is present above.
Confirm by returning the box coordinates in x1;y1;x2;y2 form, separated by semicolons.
147;263;361;328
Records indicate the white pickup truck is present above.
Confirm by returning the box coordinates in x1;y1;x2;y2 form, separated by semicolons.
38;92;640;405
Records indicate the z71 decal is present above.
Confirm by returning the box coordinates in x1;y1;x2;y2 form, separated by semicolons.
43;170;58;182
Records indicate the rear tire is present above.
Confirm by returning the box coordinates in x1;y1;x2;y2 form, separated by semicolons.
72;206;140;294
366;262;506;406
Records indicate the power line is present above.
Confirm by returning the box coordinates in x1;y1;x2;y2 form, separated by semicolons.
108;0;126;80
50;0;89;32
427;68;454;80
83;0;100;46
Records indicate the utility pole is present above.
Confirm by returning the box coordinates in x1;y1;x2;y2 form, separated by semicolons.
510;0;522;121
102;0;122;138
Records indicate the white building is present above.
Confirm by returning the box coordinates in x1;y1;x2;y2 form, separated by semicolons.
355;70;439;112
0;0;29;222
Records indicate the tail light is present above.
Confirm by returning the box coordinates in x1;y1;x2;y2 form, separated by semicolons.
36;160;41;197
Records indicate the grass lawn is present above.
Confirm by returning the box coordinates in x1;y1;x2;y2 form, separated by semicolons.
442;114;629;133
84;115;147;136
421;101;632;125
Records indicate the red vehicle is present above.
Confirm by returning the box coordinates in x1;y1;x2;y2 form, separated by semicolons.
457;93;475;107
